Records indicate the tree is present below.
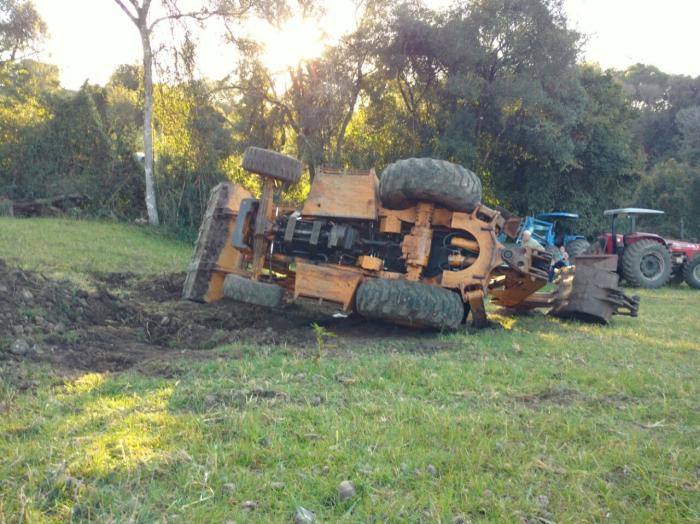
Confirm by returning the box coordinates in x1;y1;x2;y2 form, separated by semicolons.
111;0;224;225
0;0;46;66
675;105;700;164
111;0;166;225
227;1;384;178
1;84;112;200
111;0;306;225
635;159;700;239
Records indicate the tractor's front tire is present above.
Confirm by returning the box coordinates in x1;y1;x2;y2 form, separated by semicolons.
565;238;590;258
621;239;672;288
379;158;482;212
682;256;700;289
355;279;465;330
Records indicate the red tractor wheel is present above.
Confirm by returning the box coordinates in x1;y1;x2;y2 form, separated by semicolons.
683;256;700;289
621;239;672;288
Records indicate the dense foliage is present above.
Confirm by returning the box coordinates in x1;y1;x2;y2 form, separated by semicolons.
0;0;698;239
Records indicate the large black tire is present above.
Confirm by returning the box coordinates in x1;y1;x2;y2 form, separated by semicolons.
379;158;482;212
682;256;700;289
242;147;302;184
565;238;590;258
583;238;606;255
223;274;284;308
621;240;672;288
355;279;464;330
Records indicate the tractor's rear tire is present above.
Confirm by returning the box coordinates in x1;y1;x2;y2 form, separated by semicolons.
223;274;284;308
379;158;482;212
355;279;464;330
565;238;590;258
583;238;606;255
621;239;672;288
682;256;700;289
242;147;303;184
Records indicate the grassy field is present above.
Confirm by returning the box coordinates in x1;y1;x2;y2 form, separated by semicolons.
0;217;192;277
1;219;698;523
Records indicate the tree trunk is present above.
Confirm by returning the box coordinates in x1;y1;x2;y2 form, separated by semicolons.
140;27;160;226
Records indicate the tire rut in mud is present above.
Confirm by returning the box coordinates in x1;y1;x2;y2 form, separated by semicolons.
0;259;442;372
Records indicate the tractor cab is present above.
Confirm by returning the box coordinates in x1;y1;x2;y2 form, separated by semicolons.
514;212;583;247
500;211;590;257
600;208;668;255
534;212;586;247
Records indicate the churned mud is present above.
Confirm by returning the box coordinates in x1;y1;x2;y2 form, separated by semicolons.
0;260;444;372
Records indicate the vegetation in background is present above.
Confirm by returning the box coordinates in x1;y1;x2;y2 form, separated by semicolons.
1;0;699;239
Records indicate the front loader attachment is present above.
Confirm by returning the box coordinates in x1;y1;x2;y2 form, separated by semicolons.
490;254;639;324
548;256;639;323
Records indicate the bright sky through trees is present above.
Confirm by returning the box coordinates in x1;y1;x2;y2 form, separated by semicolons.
33;0;700;90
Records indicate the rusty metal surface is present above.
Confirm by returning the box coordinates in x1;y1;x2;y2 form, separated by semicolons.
570;254;618;271
549;256;640;323
302;168;379;220
182;183;251;303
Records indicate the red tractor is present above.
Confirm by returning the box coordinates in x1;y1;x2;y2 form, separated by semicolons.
593;208;700;289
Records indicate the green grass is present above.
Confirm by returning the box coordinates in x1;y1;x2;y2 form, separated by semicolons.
1;219;699;522
0;217;192;276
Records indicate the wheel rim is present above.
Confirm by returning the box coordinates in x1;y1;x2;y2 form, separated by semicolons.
640;253;664;279
694;263;700;280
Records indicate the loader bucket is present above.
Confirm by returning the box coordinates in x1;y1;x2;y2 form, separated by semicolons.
549;255;639;323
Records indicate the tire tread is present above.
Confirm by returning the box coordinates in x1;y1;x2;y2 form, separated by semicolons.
355;279;464;330
379;158;481;212
621;239;672;288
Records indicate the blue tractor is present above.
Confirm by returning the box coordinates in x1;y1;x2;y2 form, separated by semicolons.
511;212;591;257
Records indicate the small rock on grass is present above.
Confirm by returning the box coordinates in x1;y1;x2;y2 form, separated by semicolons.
294;506;316;523
482;489;494;498
9;339;30;356
337;480;356;501
426;464;439;477
535;494;550;508
241;500;257;511
270;481;286;490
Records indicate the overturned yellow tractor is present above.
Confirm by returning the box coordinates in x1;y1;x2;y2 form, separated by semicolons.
183;147;638;329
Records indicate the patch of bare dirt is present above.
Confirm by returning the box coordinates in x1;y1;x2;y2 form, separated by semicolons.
515;386;581;406
0;259;436;372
